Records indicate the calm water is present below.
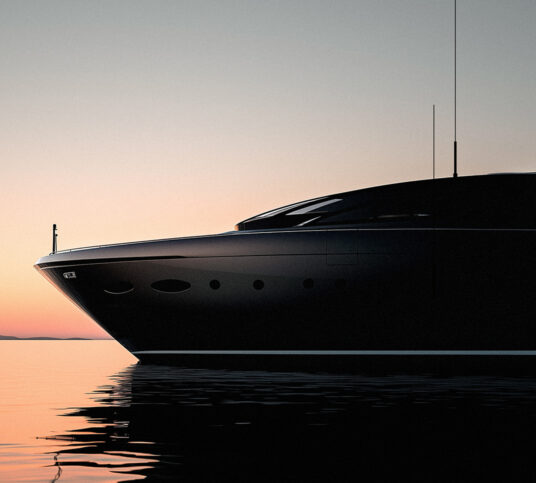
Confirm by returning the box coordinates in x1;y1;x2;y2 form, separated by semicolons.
3;342;536;481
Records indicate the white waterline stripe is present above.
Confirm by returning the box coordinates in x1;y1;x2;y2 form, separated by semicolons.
132;350;536;356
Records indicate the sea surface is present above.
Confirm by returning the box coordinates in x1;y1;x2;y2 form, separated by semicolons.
3;341;536;481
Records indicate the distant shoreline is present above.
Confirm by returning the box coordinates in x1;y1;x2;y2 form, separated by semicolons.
0;335;111;341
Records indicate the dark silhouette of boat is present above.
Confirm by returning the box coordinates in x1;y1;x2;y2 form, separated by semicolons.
35;173;536;366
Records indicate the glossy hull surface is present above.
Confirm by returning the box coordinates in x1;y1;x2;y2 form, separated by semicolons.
36;227;536;365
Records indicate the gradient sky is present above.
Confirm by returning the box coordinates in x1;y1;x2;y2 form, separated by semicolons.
1;0;534;338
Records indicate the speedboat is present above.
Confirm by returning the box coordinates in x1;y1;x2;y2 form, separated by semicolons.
34;173;536;367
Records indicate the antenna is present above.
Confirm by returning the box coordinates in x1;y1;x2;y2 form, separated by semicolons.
453;0;458;178
52;224;58;254
433;104;436;179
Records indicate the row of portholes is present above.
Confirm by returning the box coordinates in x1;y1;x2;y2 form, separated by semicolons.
209;278;348;290
104;278;348;295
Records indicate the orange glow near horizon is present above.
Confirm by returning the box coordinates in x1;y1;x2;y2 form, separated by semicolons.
0;278;111;339
0;341;137;480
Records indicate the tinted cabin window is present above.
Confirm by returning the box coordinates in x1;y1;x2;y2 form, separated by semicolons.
238;197;347;230
312;186;434;227
315;209;432;226
236;175;536;231
285;199;342;215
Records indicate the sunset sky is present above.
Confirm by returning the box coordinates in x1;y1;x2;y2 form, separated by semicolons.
1;0;534;338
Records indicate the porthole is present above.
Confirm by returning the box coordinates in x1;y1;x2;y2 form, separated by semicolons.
253;280;264;290
303;278;314;289
104;281;134;295
335;279;347;289
210;280;221;290
151;279;191;293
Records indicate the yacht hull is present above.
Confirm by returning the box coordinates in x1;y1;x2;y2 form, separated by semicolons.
35;227;536;365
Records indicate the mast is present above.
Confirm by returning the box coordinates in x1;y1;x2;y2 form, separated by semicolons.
433;104;436;179
453;0;458;178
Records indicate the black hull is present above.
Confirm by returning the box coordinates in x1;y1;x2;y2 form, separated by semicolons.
36;226;536;365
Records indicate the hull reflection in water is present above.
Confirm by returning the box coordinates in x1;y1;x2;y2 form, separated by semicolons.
50;363;536;481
